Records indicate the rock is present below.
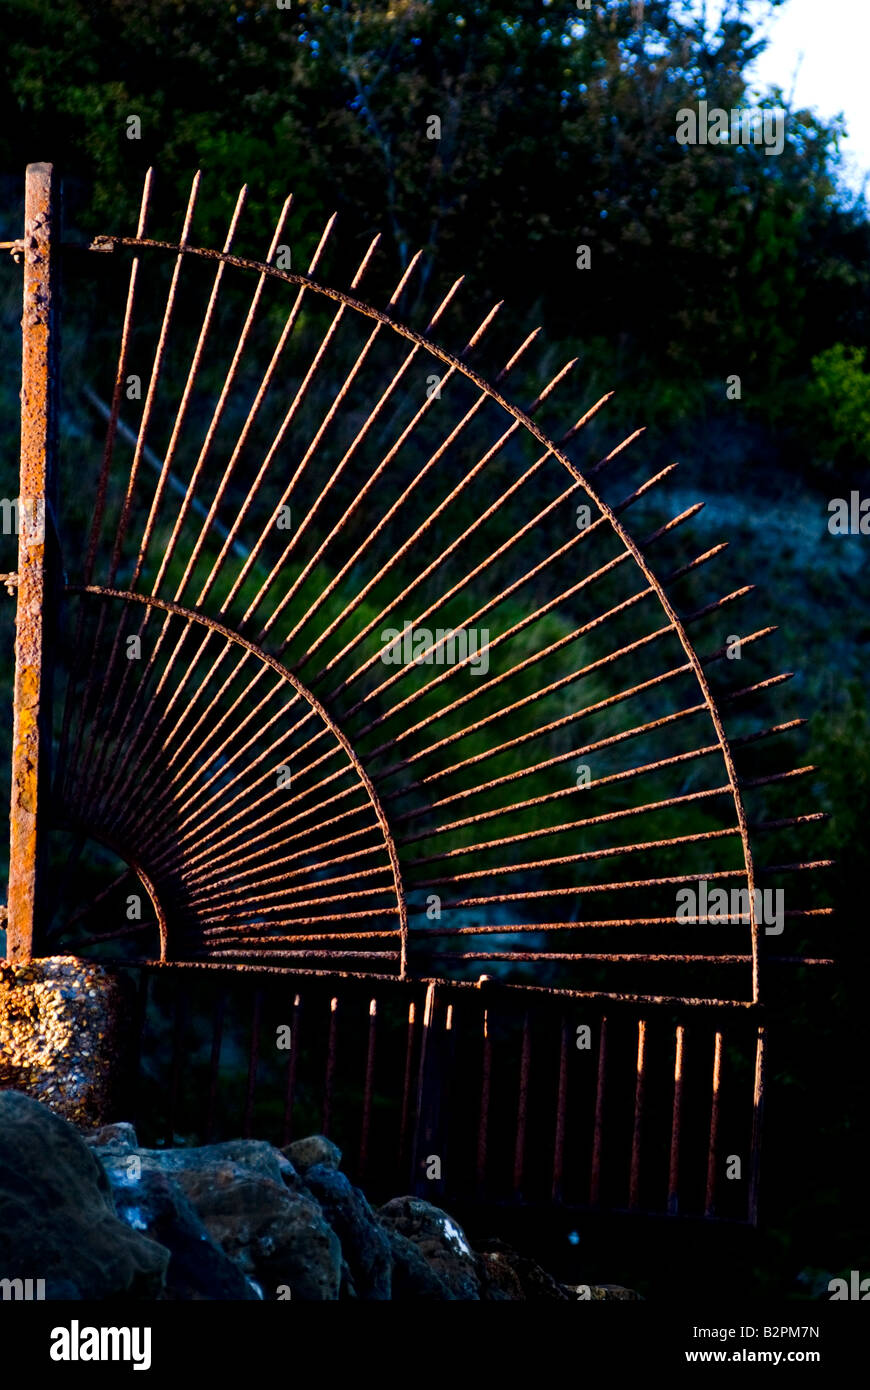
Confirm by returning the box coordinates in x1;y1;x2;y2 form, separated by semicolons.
101;1162;258;1300
87;1132;343;1299
378;1197;480;1300
587;1283;643;1301
338;1257;358;1299
180;1167;341;1300
383;1226;455;1300
479;1250;526;1300
134;1139;298;1190
477;1238;572;1301
96;1147;341;1300
302;1163;391;1300
0;957;133;1126
283;1134;341;1175
0;1091;168;1299
84;1121;139;1156
68;1124;636;1303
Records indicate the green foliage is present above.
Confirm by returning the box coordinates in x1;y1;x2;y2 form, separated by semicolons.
807;343;870;472
1;0;866;419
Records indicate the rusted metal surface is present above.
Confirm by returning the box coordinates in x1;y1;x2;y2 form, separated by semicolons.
668;1024;684;1214
705;1030;724;1217
359;996;378;1176
628;1018;647;1210
281;993;302;1147
513;1009;531;1196
549;1015;567;1202
7;164;58;964
4;165;834;1226
48;193;830;989
322;995;339;1137
127;967;777;1223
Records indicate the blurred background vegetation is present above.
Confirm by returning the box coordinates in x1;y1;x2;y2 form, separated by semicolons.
0;0;866;1296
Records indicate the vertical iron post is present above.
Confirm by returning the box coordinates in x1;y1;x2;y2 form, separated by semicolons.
7;163;59;964
412;982;449;1198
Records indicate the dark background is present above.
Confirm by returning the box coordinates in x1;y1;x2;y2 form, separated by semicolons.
0;0;866;1300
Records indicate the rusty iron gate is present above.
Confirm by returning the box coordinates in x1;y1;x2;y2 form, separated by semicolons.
2;164;832;1224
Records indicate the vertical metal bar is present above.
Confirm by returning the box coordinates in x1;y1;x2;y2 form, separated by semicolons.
551;1014;569;1202
589;1016;608;1206
667;1023;685;1215
359;997;378;1178
705;1030;724;1217
476;1003;492;1195
442;1001;456;1196
412;982;448;1196
205;990;227;1143
8;163;58;964
512;1009;531;1198
628;1018;647;1210
322;995;339;1136
168;977;188;1145
281;993;302;1147
243;987;263;1138
748;1024;767;1226
399;1000;416;1181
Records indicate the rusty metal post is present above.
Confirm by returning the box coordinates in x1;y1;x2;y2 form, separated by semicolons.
7;163;59;964
412;982;450;1197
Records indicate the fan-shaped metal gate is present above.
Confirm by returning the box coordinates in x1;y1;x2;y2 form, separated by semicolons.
3;164;831;1221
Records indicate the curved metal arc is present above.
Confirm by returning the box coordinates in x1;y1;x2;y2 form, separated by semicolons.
63;584;409;976
89;237;758;997
50;818;169;962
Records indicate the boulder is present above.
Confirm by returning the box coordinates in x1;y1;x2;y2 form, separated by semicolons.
100;1162;258;1300
382;1226;455;1300
378;1197;480;1300
477;1238;572;1301
87;1131;341;1299
302;1163;391;1300
283;1134;341;1175
173;1165;341;1300
0;1091;168;1299
131;1139;298;1190
84;1121;139;1156
478;1250;526;1300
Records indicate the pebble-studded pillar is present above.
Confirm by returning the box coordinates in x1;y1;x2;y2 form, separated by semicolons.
0;956;132;1127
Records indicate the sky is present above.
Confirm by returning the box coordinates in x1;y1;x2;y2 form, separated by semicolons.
702;0;870;196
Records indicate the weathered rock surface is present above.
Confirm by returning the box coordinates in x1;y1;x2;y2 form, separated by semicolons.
0;1097;640;1300
0;1091;168;1299
104;1164;258;1300
174;1166;341;1300
478;1237;573;1301
0;958;131;1126
301;1163;392;1300
87;1126;339;1300
284;1134;342;1175
384;1225;455;1300
378;1196;481;1300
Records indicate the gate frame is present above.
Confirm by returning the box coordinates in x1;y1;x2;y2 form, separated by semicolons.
7;162;59;965
1;162;834;1232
